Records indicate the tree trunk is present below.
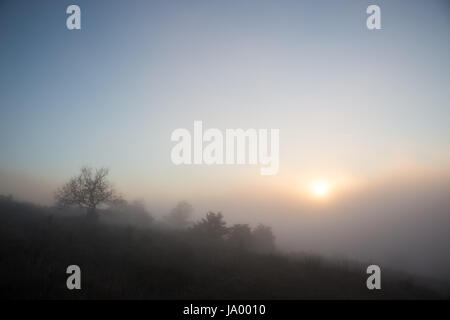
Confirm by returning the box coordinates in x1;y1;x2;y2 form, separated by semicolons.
86;206;98;222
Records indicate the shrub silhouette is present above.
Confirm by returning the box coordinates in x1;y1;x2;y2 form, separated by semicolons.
190;211;228;241
251;224;276;253
164;201;193;229
227;224;253;251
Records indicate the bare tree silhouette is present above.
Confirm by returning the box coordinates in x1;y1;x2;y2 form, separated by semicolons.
55;166;121;221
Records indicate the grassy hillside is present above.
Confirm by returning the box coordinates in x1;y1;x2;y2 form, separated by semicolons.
0;197;447;299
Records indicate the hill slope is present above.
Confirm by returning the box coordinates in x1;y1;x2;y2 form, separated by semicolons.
0;198;447;299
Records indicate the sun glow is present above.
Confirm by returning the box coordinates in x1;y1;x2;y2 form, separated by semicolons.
309;180;332;198
293;172;356;203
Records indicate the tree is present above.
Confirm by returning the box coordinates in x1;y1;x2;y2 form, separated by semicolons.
55;166;121;221
251;224;276;253
227;224;253;250
191;212;228;240
164;201;193;229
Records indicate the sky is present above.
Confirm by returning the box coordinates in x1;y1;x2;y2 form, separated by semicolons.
1;0;450;278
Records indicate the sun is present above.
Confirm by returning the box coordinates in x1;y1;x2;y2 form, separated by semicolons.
310;180;332;198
